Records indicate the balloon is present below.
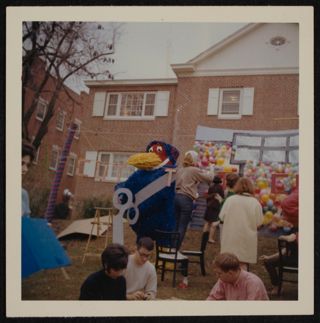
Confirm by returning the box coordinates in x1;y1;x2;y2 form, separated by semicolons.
265;211;273;219
261;194;270;203
216;158;224;166
266;199;274;208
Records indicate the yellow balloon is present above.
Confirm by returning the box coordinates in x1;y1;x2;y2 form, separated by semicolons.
216;158;224;166
261;194;270;203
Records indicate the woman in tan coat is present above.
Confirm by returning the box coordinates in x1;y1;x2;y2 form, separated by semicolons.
219;177;263;270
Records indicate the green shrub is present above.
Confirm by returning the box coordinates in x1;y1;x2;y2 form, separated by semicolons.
79;196;113;219
28;187;51;218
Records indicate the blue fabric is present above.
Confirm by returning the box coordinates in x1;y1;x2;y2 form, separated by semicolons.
116;168;176;241
174;193;194;248
22;217;71;278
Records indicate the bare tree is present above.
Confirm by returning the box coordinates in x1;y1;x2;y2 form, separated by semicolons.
22;21;122;148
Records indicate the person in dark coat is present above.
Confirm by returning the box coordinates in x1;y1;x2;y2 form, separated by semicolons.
79;244;129;300
203;175;224;243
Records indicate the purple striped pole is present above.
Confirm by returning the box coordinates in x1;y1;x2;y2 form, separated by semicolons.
45;123;77;222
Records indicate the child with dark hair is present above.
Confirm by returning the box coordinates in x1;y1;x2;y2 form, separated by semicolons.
125;237;157;300
79;244;129;300
203;175;224;243
22;140;36;216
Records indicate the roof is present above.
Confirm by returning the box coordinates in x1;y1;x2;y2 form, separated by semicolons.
84;78;178;87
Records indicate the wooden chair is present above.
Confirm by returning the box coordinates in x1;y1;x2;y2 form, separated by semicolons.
154;230;189;287
181;231;209;275
277;239;298;295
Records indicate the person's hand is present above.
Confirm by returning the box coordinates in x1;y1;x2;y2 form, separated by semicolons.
215;194;223;203
143;292;154;300
133;291;146;300
279;233;297;242
259;255;270;261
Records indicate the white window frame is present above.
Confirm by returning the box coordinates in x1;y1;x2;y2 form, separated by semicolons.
67;153;77;176
49;145;60;171
103;92;156;120
56;110;66;132
35;97;48;121
96;152;135;182
218;88;243;120
73;119;81;139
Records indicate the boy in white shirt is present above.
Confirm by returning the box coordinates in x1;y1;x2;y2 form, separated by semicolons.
125;237;157;300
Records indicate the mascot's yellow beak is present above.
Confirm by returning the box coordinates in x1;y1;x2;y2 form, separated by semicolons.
128;152;162;170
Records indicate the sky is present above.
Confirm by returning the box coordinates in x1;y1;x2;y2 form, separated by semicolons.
70;22;247;92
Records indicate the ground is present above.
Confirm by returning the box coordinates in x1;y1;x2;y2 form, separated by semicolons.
22;219;298;301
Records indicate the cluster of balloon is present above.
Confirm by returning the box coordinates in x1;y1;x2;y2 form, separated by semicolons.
193;141;237;172
244;160;298;194
244;160;299;232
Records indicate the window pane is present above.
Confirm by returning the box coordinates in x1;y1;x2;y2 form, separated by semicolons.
264;137;287;147
234;148;260;161
144;105;154;116
111;154;133;179
221;103;239;114
146;93;156;105
289;150;299;163
107;94;118;116
98;153;110;177
67;157;75;175
120;93;143;116
36;101;46;120
222;90;240;103
235;136;261;146
262;150;286;162
56;111;64;130
50;150;59;169
289;135;299;146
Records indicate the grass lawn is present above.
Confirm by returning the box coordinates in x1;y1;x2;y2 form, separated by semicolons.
22;219;298;301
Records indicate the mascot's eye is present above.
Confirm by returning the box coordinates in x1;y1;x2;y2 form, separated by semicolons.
148;147;153;152
156;146;163;153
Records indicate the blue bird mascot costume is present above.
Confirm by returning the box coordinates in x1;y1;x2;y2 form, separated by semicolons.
113;141;179;241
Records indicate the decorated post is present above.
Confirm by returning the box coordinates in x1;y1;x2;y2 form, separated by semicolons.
45;123;78;223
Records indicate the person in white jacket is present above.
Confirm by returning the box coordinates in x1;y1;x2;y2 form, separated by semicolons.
219;177;263;271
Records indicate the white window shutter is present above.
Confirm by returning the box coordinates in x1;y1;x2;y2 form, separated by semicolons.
83;151;97;177
155;91;170;116
92;92;106;116
207;88;219;115
242;88;254;115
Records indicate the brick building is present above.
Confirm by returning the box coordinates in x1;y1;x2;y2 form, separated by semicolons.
24;59;90;212
74;23;299;206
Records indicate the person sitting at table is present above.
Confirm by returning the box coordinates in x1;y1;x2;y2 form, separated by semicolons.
125;237;157;300
207;252;269;300
260;232;298;296
79;243;129;300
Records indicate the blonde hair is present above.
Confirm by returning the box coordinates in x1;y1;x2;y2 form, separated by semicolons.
183;151;198;167
234;177;254;195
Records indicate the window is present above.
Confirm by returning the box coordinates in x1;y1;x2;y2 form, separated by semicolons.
96;152;135;181
35;98;48;121
207;87;254;119
56;110;65;131
67;153;77;176
74;119;81;139
231;132;299;164
105;92;156;119
220;89;241;115
49;146;60;171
